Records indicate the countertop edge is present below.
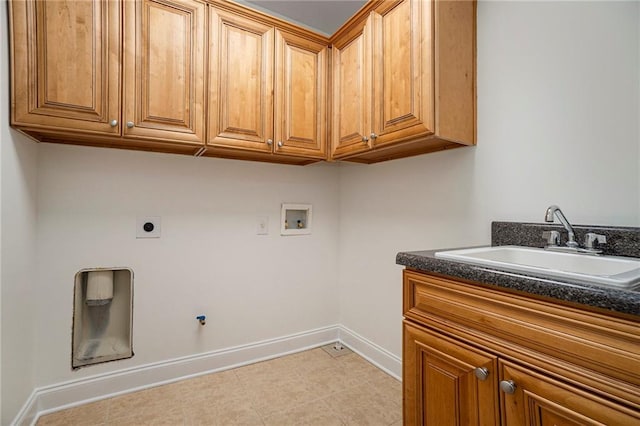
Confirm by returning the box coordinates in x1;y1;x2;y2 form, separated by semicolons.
396;249;640;317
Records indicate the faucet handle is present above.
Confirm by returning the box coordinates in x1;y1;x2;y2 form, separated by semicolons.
542;230;560;246
584;233;606;250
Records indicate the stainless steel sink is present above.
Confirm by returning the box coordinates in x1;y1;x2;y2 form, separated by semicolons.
435;246;640;290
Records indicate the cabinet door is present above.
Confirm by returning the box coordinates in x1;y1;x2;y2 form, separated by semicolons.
371;0;434;147
123;0;206;144
404;321;499;426
500;361;640;426
330;16;372;159
10;0;120;134
208;8;274;153
274;30;327;159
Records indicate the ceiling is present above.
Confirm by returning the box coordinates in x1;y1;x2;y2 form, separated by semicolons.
241;0;367;35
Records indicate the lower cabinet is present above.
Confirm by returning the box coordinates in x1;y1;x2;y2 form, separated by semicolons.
403;321;499;426
500;361;639;426
402;270;640;426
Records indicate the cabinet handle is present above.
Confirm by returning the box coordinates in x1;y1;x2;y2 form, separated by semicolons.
370;133;378;140
266;139;273;146
277;141;283;148
474;367;489;381
362;136;369;143
109;119;118;127
126;121;134;128
499;380;517;395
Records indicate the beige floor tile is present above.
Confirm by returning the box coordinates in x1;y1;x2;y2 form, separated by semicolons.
299;364;365;398
185;397;263;426
246;377;319;418
337;353;385;376
234;362;301;389
263;400;344;426
107;386;183;421
323;383;402;426
168;370;246;404
107;406;185;426
37;348;402;426
37;400;109;426
367;371;403;408
287;348;337;373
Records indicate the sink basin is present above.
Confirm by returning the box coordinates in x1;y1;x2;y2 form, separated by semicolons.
435;246;640;290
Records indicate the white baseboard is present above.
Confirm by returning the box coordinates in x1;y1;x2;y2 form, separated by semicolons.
11;390;38;426
338;325;402;380
13;324;401;426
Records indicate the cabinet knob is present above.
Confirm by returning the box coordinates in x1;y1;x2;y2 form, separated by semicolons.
277;141;283;148
362;136;369;143
109;119;118;127
474;367;489;381
126;121;134;128
370;133;378;140
266;139;273;146
499;380;517;395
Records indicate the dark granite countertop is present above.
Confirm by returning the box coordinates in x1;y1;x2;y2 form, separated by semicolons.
396;222;640;318
396;248;640;317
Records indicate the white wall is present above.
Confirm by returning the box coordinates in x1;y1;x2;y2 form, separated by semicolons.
3;0;640;421
34;145;340;386
0;0;40;422
338;0;640;358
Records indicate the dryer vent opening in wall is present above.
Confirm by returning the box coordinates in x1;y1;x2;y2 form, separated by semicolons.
72;268;134;369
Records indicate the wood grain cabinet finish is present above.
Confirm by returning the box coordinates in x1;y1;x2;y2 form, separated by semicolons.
274;30;327;159
123;0;206;144
402;270;640;426
10;0;206;153
208;8;274;153
10;0;121;135
331;0;476;163
404;321;499;426
10;0;476;165
500;361;640;426
331;15;372;158
208;9;327;160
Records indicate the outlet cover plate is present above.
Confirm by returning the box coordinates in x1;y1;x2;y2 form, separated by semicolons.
136;216;161;238
257;215;269;235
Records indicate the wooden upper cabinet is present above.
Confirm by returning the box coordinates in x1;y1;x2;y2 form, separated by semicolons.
274;30;327;159
404;321;499;426
331;15;372;159
10;0;121;134
207;8;328;160
371;0;434;147
10;0;472;164
208;8;274;153
123;0;206;144
330;0;476;163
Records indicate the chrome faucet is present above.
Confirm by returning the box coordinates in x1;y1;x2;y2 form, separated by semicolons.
544;205;579;248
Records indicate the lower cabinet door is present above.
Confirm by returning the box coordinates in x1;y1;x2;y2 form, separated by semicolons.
403;321;499;426
500;360;640;426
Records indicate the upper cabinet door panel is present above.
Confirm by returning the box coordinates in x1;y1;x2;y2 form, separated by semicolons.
372;0;434;146
331;17;372;159
10;0;120;134
208;9;274;152
274;30;327;159
123;0;206;144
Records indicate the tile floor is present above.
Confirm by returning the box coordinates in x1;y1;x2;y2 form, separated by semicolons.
37;346;402;426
